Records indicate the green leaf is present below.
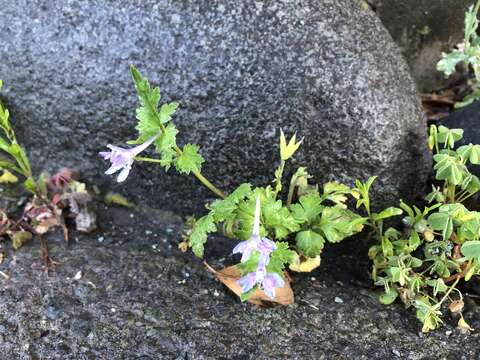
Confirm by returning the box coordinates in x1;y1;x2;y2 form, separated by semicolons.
262;196;300;239
131;66;163;141
379;287;398;305
152;123;178;169
437;50;468;77
295;230;325;258
415;299;443;333
322;181;352;206
238;252;260;274
428;212;453;240
159;102;179;124
457;144;480;164
290;191;323;224
210;183;252;223
461;240;480;261
436;126;464;149
316;206;366;243
465;4;480;41
174;144;204;174
372;207;403;222
188;214;217;258
266;242;296;275
426;278;448;296
455;87;480;108
460;173;480;195
433;153;465;185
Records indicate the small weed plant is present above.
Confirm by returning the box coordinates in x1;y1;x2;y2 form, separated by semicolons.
101;66;367;302
438;0;480;108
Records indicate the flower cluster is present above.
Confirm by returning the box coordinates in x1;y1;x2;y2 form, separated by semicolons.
233;196;285;299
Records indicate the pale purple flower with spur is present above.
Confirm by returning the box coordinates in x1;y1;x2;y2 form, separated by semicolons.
99;134;159;183
233;196;284;299
232;196;276;264
237;271;285;299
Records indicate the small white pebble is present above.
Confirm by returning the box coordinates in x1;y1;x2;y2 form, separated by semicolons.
446;330;453;336
392;349;401;357
145;230;152;235
73;271;83;280
129;213;134;218
213;290;220;297
334;297;344;303
111;308;116;313
166;228;173;233
311;277;316;281
185;272;190;278
152;244;157;250
97;236;104;243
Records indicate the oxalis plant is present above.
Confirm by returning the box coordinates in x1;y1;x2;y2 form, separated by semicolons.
367;125;480;332
437;0;480;108
0;81;95;264
100;66;367;302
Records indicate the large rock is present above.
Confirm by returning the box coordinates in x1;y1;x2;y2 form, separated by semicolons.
369;0;473;92
0;0;430;215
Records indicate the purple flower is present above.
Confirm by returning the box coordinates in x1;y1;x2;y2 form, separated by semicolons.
237;269;285;299
100;134;159;183
232;196;276;263
237;272;257;293
261;273;285;299
233;196;285;300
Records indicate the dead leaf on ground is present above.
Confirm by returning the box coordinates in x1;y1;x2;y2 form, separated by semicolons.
458;317;474;333
289;255;321;272
10;231;32;250
0;170;18;184
104;192;135;208
204;262;294;306
421;90;457;121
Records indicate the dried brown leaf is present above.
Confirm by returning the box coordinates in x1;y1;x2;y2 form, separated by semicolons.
204;262;294;306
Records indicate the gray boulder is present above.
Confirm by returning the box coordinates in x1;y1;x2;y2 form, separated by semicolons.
369;0;473;92
0;0;430;215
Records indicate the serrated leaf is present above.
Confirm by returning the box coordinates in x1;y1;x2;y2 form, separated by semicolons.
262;196;300;239
295;230;325;258
437;50;468;77
131;66;163;141
316;206;366;243
159;102;179;123
210;183;252;223
175;144;204;174
290;191;323;224
266;242;296;275
188;214;217;258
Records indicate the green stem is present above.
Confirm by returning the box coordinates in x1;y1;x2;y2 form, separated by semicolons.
287;172;297;207
135;155;226;199
274;160;285;195
457;190;478;204
437;277;460;308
